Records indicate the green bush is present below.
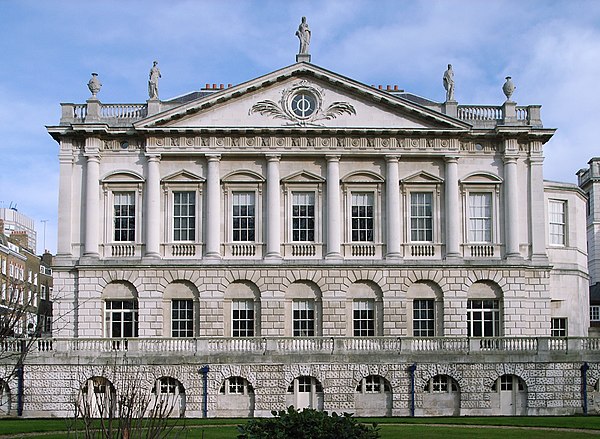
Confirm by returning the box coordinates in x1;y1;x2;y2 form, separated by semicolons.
237;406;380;439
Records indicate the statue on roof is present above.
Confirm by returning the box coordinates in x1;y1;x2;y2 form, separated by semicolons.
296;16;311;55
148;61;161;100
443;64;455;102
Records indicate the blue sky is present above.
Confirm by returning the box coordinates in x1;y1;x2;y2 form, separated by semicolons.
1;0;599;254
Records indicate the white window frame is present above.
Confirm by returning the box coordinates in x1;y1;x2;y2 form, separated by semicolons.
282;172;324;258
548;199;567;246
104;300;139;338
171;299;194;338
413;298;435;337
290;191;317;243
102;185;143;245
591;305;600;322
219;376;254;395
293;299;316;337
356;375;391;394
424;375;459;393
550;317;567;337
344;186;381;244
353;299;375;337
232;299;255;337
409;191;434;243
467;192;493;243
112;191;137;242
467;299;501;337
231;191;257;242
463;187;499;244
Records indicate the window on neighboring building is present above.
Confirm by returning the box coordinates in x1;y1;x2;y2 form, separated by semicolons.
292;192;315;242
232;192;255;242
413;299;435;337
410;192;433;242
351;193;374;242
173;191;195;241
467;299;500;337
551;318;567;337
104;300;138;338
591;306;600;322
468;192;492;243
353;299;374;337
232;299;254;337
171;299;193;338
293;299;315;336
548;200;566;246
113;192;135;242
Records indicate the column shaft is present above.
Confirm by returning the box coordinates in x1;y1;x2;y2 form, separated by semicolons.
83;150;100;257
145;155;161;257
326;156;342;259
386;156;402;259
504;156;520;257
445;157;460;257
205;155;221;258
266;155;281;258
57;141;73;257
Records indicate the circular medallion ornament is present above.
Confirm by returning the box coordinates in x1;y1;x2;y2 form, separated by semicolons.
290;91;317;118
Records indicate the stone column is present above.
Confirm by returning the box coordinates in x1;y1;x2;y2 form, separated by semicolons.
145;154;161;258
385;156;402;259
205;154;221;258
326;155;342;259
265;155;282;259
83;138;101;257
57;140;73;257
504;154;520;258
445;156;460;258
529;144;547;261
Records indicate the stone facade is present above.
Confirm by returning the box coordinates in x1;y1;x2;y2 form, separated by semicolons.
20;60;593;418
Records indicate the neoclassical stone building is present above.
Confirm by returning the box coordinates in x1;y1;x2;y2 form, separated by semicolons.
19;47;596;418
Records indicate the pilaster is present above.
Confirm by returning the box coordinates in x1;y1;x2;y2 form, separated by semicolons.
325;155;342;259
445;156;460;258
205;154;222;259
265;154;282;259
385;156;402;259
145;154;161;258
83;137;101;257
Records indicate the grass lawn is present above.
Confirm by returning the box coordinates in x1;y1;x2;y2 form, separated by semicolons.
0;417;599;438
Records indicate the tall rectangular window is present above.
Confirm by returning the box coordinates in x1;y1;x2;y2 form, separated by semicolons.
591;306;600;322
171;299;193;337
413;299;435;337
293;300;315;336
104;300;138;338
292;192;315;242
353;299;374;336
468;192;492;243
551;318;567;337
549;200;566;246
467;299;500;337
232;192;255;242
351;193;374;242
173;192;195;241
114;192;135;242
410;192;433;242
232;299;254;337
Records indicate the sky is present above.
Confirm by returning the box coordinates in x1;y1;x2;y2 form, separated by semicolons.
0;0;599;255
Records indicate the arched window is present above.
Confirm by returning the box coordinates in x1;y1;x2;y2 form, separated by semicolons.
151;377;186;417
356;375;391;394
79;377;116;418
423;375;459;393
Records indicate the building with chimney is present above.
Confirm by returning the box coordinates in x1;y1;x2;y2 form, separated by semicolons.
11;33;595;418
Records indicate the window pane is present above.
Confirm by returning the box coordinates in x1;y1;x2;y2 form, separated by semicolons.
173;192;196;241
351;193;374;242
232;300;254;337
413;299;434;337
468;193;492;243
292;192;315;242
232;192;255;242
353;299;374;337
467;299;500;337
172;299;193;337
548;200;566;246
410;192;433;242
104;300;139;338
114;192;135;242
293;300;315;336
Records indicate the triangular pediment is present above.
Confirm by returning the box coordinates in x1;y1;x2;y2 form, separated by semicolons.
402;171;443;184
135;63;470;132
281;170;325;184
161;169;205;183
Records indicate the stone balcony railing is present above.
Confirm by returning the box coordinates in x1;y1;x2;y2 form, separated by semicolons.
15;336;600;360
59;102;543;129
